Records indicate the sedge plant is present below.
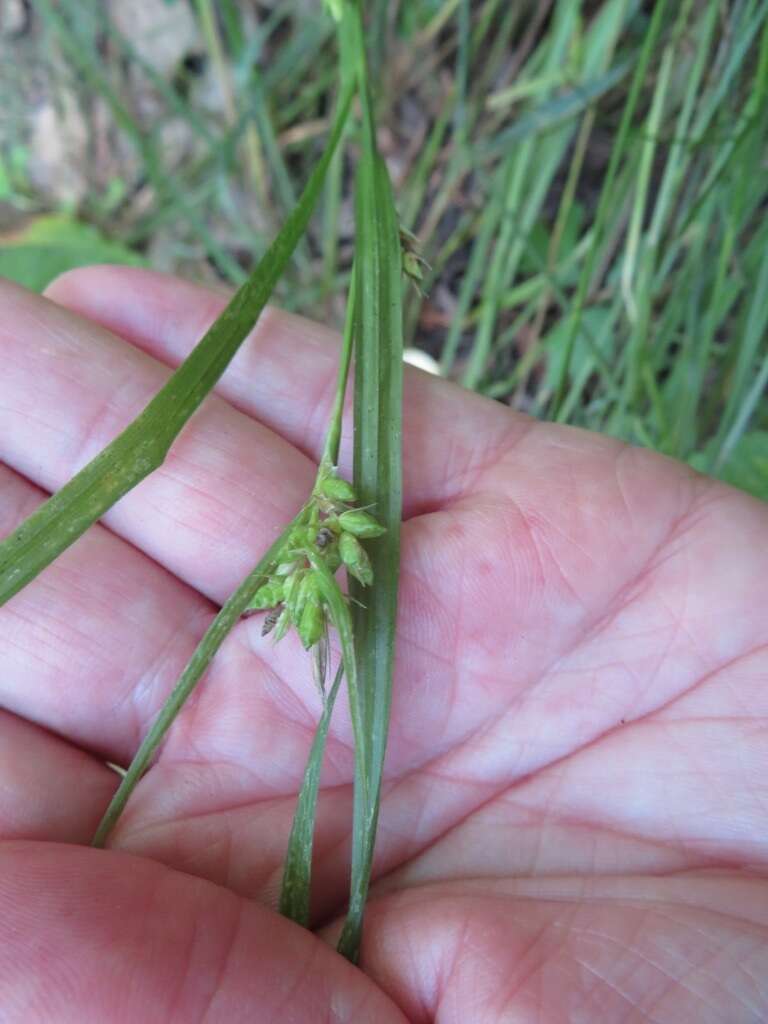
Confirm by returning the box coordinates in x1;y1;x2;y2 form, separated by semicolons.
0;0;402;964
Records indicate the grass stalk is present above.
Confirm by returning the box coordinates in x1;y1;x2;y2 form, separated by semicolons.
335;0;404;964
92;516;305;847
550;0;670;420
278;665;344;924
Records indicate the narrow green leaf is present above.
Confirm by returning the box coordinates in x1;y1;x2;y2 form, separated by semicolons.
306;551;369;820
336;2;403;961
279;663;344;926
480;62;631;159
92;512;306;847
550;0;671;419
0;87;353;609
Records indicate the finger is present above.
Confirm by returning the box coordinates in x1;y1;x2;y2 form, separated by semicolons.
0;842;408;1023
0;461;216;764
0;710;116;843
44;265;520;515
0;277;315;604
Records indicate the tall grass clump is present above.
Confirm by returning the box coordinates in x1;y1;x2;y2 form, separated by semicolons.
22;1;766;499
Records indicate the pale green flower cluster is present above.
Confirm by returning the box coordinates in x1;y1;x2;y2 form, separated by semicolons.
244;471;384;649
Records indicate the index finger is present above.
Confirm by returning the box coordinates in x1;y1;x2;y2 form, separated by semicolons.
45;265;522;516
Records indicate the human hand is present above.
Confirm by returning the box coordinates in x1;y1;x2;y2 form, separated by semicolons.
0;267;766;1022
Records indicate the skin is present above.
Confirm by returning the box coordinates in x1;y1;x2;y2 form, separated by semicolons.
0;265;766;1022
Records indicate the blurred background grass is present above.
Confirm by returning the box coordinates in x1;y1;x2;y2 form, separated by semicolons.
1;0;767;498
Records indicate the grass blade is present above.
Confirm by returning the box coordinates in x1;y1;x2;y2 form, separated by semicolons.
337;149;402;963
92;513;306;847
278;663;344;926
480;62;631;159
336;2;404;961
0;86;353;609
307;551;369;823
550;0;670;419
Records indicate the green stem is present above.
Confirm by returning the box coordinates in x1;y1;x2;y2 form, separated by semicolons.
278;663;344;925
92;512;306;847
319;271;358;469
335;0;403;964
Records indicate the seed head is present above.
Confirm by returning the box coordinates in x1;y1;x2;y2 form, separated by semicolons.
287;525;312;548
271;606;292;643
296;589;325;643
339;531;373;586
315;526;335;549
275;559;301;577
403;250;425;283
282;570;303;615
289;571;315;623
337;509;386;539
261;603;284;636
245;580;283;613
317;475;357;503
400;226;430;294
325;546;342;574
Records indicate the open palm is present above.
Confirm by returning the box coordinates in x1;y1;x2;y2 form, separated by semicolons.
0;266;766;1023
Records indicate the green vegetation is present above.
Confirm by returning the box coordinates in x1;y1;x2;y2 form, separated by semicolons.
1;0;768;960
3;1;766;498
0;0;766;970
